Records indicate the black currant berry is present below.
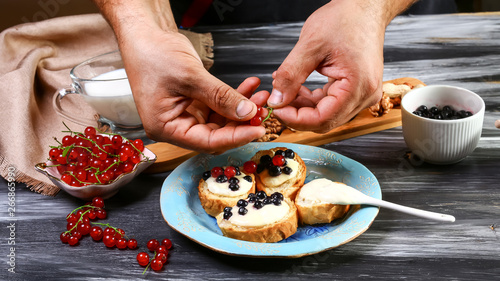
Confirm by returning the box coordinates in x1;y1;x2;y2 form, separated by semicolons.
229;183;239;191
202;171;211;180
256;164;265;174
243;175;252;182
260;155;272;165
271;192;284;201
253;201;264;209
238;207;248;215
224;207;232;213
272;198;282;206
283;166;292;175
216;175;228;183
237;199;248;207
256;191;267;199
262;198;272;205
284;149;295;159
223;211;233;220
274;150;285;156
268;165;281;177
228;177;239;184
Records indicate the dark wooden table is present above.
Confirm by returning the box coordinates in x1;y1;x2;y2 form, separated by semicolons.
2;13;500;280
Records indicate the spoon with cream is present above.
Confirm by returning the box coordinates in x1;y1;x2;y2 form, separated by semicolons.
296;178;455;222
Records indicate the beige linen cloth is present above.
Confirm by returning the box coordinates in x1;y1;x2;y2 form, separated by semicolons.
0;14;213;196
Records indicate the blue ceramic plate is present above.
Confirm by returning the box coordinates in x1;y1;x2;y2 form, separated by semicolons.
160;143;380;258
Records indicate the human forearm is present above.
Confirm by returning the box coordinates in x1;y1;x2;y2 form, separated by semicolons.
358;0;418;27
92;0;178;42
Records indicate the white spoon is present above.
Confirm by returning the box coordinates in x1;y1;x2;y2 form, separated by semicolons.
300;179;455;222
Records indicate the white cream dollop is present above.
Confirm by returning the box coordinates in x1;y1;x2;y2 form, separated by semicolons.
228;202;290;227
205;172;253;197
296;178;357;205
259;159;299;187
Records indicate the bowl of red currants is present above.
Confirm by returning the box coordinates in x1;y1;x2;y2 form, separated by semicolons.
401;85;485;164
35;125;157;200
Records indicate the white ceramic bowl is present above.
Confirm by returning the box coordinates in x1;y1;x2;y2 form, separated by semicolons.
401;85;485;164
35;147;156;200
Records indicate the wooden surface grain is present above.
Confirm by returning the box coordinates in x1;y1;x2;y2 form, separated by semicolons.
1;13;500;280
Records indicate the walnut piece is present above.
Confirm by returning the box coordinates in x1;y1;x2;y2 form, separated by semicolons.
255;113;285;142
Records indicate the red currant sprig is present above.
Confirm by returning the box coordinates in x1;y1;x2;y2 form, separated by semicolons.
60;197;107;246
249;106;273;126
46;122;148;187
139;238;173;273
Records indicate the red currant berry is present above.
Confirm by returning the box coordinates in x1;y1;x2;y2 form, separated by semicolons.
147;239;159;252
60;232;70;244
67;222;76;231
161;238;173;250
122;162;134;173
224;166;236;179
114;228;125;239
127;239;138;250
116;238;128;249
87;209;97;220
94;134;105;146
156;245;168;254
62;135;75;146
111;135;123;149
151;259;163;271
132;139;144;152
61;174;72;185
272;155;285;166
130;154;141;164
96;209;107;219
137;252;150;267
211;167;224;178
84;126;96;137
68;235;79;246
155;252;168;264
103;227;116;236
243;161;257;174
102;234;116;248
71;230;82;240
49;148;61;161
66;213;78;223
250;116;263;126
92;197;105;208
90;226;103;241
77;223;91;236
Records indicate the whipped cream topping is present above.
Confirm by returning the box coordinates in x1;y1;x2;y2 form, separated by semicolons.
296;178;355;205
227;202;290;227
205;172;252;197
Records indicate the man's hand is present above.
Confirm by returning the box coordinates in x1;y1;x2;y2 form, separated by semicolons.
268;0;416;133
93;0;265;153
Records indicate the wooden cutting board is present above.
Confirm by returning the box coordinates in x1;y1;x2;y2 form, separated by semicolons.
145;77;424;173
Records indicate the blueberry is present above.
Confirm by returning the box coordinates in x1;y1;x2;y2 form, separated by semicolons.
256;191;267;199
465;111;473;117
228;177;239;184
224;207;232;213
248;196;257;203
256;164;265;174
223;211;232;220
268;165;281;177
243;175;252;182
283;166;292;175
413;110;422;116
237;199;248;207
272;198;282;206
442;105;453;112
284;149;295;159
271;192;284;201
274;150;285;156
416;105;428;113
202;171;211;181
260;155;272;165
216;175;228;183
229;183;239;191
238;207;248;215
433;114;443;120
247;193;256;199
253;201;264;209
430;107;439;114
262;198;272;205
